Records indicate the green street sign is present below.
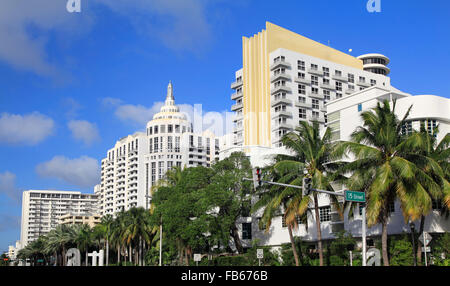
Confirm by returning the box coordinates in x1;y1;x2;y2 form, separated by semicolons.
345;190;366;203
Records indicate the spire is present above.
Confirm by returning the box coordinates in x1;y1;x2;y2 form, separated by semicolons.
165;81;174;106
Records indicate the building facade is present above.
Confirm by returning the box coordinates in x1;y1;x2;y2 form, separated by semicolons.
224;22;450;250
58;213;101;228
20;190;99;247
98;82;221;216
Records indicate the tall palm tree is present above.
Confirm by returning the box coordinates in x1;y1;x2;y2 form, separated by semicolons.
121;207;155;266
252;159;306;266
334;100;442;266
73;224;92;266
402;127;450;264
277;120;342;266
45;224;72;266
97;214;114;266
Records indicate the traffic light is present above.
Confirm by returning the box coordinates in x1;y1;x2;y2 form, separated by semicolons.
252;168;262;187
302;177;312;196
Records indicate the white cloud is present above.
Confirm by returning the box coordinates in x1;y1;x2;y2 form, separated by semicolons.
93;0;212;52
0;112;54;145
103;98;233;136
36;155;100;188
0;0;93;77
114;102;164;126
68;120;100;146
0;171;21;203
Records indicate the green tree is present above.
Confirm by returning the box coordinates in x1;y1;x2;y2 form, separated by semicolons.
252;161;306;266
276;121;343;266
403;128;450;264
335;100;443;266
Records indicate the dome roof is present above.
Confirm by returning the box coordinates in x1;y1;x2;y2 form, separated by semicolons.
152;81;187;121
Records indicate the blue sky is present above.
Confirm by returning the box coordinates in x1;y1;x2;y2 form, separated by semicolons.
0;0;449;252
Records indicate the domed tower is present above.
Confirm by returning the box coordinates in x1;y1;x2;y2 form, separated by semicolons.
357;53;390;76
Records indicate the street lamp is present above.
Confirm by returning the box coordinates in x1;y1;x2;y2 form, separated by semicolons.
409;221;417;266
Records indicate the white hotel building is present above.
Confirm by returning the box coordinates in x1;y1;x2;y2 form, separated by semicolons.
224;22;450;249
19;190;99;247
98;82;221;216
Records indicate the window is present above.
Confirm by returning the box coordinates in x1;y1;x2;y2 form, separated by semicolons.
312;99;319;109
311;63;318;71
298;72;305;79
319;206;331;222
335;70;342;77
168;125;173;133
167;136;173;152
175;137;180;152
298;84;306;95
323;90;331;101
160;125;165;133
359;76;366;83
158;161;165;179
154;137;159;152
282;216;287;228
370;79;376;86
312;111;320;119
358;103;362;112
149;127;153;135
154;126;158;134
323;67;329;77
151;162;156;183
299;108;307;119
242;223;252;239
149;138;153;153
298;60;305;71
311;75;319;86
336;81;342;91
298;96;306;103
311;87;319;94
401;121;413;136
323;78;330;85
348;74;354;83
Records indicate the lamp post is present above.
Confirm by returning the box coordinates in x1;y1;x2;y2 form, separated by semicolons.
409;221;417;266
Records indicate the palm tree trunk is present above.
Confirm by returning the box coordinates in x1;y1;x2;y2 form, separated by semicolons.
313;193;324;266
231;224;244;254
381;219;389;266
106;240;109;266
417;215;425;266
129;245;132;263
117;245;120;264
287;224;300;266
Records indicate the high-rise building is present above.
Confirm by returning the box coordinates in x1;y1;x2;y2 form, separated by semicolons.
224;22;450;250
98;82;221;216
228;22;396;166
20;190;99;247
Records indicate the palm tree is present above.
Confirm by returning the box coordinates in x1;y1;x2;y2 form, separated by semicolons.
277;120;342;266
252;159;306;266
402;127;450;264
96;214;114;266
73;224;92;266
45;224;73;266
120;207;155;266
334;100;443;266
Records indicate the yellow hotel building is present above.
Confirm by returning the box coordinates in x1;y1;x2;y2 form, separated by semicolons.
228;22;391;161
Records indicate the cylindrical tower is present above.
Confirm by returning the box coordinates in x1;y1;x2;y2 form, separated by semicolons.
357;53;390;76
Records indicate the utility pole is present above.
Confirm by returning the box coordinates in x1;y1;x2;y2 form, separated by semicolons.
159;216;162;267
